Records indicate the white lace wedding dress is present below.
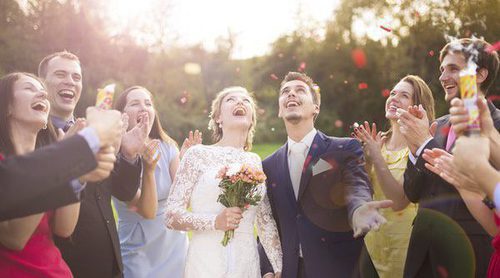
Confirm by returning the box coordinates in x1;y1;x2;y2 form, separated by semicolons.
165;145;282;278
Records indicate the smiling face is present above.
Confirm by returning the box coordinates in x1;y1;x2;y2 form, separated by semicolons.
122;88;155;135
9;75;50;131
278;79;319;125
385;81;415;120
216;90;255;131
43;57;82;120
439;52;467;103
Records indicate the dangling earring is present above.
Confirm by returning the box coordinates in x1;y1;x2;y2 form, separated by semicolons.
43;123;47;130
218;122;222;129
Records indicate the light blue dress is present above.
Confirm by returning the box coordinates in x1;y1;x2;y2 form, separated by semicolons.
113;142;188;278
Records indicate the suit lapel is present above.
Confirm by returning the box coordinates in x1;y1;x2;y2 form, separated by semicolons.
298;132;328;200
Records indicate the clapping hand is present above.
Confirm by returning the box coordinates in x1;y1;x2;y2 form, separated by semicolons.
352;200;393;237
397;105;435;155
85;107;123;148
120;112;149;161
352;121;386;162
56;118;87;141
179;130;202;160
142;139;161;172
422;148;482;195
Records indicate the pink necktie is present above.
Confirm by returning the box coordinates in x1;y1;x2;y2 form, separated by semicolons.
445;127;456;152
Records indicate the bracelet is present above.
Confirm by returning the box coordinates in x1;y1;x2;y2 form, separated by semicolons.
483;197;496;210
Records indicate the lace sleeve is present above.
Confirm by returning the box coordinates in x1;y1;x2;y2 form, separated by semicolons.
165;146;217;231
253;154;283;273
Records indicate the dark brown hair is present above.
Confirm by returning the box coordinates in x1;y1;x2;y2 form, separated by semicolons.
0;72;56;156
280;72;321;107
439;38;499;95
114;86;177;147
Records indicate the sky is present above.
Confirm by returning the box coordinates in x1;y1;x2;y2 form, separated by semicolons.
102;0;341;59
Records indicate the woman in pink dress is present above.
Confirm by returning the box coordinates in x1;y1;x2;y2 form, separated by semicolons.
0;72;81;277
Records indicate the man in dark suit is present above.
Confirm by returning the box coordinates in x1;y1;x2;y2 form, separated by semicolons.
260;72;392;278
38;51;145;277
0;107;123;221
398;38;499;277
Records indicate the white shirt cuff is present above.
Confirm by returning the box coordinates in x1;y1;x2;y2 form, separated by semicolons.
408;138;433;165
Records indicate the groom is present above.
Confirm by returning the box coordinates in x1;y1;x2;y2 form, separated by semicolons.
259;72;391;278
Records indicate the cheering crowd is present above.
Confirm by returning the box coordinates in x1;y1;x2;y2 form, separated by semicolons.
0;37;498;278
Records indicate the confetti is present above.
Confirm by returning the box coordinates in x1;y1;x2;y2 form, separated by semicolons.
257;108;266;115
329;74;334;79
380;25;392;32
344;80;348;84
271;127;275;132
428;50;435;56
270;73;279;80
381;89;390;98
278;53;284;58
486;41;500;53
351;48;367;68
298;62;306;72
334;120;343;128
440;125;451;137
235;67;240;73
358;82;368;90
179;96;188;104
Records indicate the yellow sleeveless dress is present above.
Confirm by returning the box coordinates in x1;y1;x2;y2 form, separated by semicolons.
364;145;417;278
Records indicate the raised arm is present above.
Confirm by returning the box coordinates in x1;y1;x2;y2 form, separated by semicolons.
126;140;161;219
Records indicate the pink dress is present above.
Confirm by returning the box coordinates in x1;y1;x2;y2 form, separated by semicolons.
0;212;73;277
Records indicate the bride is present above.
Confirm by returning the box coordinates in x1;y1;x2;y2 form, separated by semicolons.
165;86;282;277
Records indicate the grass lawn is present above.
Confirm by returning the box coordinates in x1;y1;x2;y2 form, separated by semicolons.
251;143;282;159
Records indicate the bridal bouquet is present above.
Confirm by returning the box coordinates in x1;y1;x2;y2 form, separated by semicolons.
216;163;266;246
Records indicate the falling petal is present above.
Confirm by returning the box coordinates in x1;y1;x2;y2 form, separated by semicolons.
351;48;367;69
358;82;368;90
486;41;500;53
334;120;343;128
428;50;435;56
270;73;279;80
381;89;390;98
380;25;392;32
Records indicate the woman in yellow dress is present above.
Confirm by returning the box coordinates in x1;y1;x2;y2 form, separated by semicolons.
353;75;435;278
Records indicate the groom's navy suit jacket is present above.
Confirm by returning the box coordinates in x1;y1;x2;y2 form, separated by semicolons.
260;131;373;278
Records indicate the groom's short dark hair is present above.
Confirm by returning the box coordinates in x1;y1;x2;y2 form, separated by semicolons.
281;72;321;107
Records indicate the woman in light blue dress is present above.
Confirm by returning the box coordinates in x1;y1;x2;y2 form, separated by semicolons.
113;86;188;278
